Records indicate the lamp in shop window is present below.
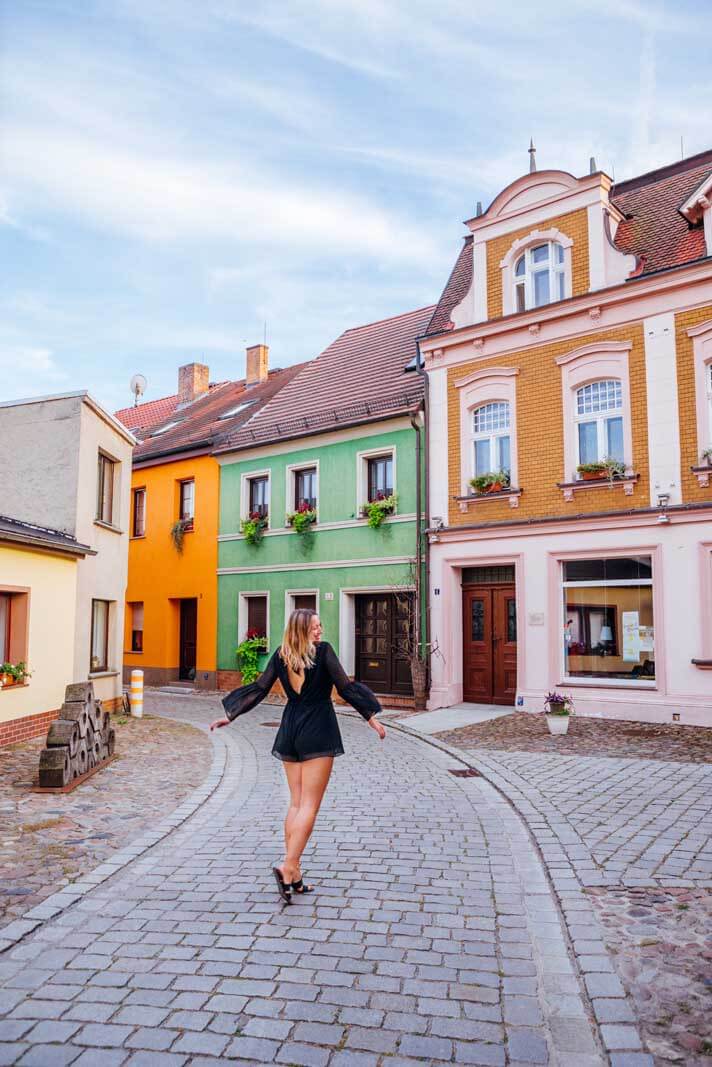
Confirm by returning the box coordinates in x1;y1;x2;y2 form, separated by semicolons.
599;625;613;654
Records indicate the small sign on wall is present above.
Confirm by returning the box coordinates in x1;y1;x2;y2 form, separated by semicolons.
528;612;545;626
324;592;334;601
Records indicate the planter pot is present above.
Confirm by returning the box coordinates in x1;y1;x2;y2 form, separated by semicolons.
546;713;570;735
485;482;503;493
581;469;605;481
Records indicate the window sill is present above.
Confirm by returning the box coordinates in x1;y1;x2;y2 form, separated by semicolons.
124;650;143;656
88;670;120;679
130;534;146;541
455;488;522;512
0;681;29;693
691;465;712;488
94;519;124;534
557;472;639;502
691;658;712;670
562;676;656;689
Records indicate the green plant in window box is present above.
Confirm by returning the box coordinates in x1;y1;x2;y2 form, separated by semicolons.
286;502;317;535
1;661;31;687
577;458;626;482
469;470;511;495
361;493;397;529
235;631;268;684
701;447;712;466
240;511;268;546
170;518;193;553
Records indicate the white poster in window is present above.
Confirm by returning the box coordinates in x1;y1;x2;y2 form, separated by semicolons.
638;625;655;652
622;611;640;661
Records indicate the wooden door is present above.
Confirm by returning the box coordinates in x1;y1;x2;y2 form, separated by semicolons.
462;585;516;705
179;598;197;680
355;594;414;695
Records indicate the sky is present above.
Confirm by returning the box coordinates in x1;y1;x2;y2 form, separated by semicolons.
1;0;710;415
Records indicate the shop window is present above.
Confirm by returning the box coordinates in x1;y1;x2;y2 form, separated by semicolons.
562;556;654;684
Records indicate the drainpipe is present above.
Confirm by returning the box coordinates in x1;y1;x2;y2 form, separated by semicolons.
409;407;423;655
414;337;431;679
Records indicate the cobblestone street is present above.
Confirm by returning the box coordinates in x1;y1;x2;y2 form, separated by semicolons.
0;693;618;1067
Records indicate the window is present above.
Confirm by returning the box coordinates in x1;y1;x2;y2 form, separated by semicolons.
151;420;182;437
295;467;317;511
0;593;10;661
132;488;146;537
96;453;115;524
246;595;267;639
218;401;255;420
562;556;654;684
367;455;393;501
514;242;566;311
90;599;110;673
0;589;29;670
249;475;269;518
471;401;511;477
128;602;143;653
575;379;624;467
179;480;194;525
707;362;712;443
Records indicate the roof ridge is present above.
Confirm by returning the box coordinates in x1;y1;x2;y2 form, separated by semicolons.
612;147;712;196
339;304;437;338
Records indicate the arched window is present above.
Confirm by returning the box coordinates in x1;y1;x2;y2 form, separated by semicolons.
575;379;623;466
472;401;510;476
707;362;712;444
514;241;565;312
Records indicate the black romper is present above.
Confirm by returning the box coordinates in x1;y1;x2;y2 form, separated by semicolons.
222;641;382;762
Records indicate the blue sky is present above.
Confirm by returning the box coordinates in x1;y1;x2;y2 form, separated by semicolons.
2;0;709;414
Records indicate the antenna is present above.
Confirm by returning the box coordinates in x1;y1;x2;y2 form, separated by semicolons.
680;135;684;160
130;373;147;407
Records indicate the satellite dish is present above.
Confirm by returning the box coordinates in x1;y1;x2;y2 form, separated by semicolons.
130;373;147;406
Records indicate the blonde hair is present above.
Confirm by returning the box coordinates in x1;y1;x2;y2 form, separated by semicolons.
280;609;318;673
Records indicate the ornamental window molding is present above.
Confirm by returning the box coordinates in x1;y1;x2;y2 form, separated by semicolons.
454;366;519;498
500;228;574;316
689;319;712;483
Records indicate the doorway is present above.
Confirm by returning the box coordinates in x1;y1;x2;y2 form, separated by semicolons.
179;598;197;680
462;582;517;705
355;593;413;695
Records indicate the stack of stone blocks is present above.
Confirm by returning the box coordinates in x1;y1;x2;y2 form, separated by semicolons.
38;681;115;788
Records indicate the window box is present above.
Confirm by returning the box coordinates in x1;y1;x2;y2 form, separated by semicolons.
557;472;639;502
691;465;712;488
456;488;522;511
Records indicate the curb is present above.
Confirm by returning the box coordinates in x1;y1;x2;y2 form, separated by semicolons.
385;718;651;1067
0;725;229;956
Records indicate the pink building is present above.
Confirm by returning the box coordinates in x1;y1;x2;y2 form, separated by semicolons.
421;149;712;725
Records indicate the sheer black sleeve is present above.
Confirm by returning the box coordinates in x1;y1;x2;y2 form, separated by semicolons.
221;650;280;721
322;642;382;721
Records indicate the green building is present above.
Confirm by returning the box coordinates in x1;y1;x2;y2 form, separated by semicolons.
214;306;432;705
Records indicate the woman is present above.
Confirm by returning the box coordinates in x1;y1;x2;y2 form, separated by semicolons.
210;609;386;903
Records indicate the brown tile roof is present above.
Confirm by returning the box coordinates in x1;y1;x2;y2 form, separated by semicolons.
426;148;712;338
115;392;182;433
216;305;433;454
123;366;307;464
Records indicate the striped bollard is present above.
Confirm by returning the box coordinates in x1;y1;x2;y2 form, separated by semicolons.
130;669;144;718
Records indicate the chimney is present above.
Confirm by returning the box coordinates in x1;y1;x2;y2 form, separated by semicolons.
178;362;209;405
246;344;269;387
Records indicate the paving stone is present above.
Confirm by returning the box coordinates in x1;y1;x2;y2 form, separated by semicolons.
72;1052;130;1067
398;1034;453;1060
275;1042;330;1067
452;1042;505;1066
17;1046;81;1067
125;1028;175;1051
171;1030;228;1056
74;1025;133;1048
600;1024;644;1051
224;1036;281;1061
505;1028;549;1064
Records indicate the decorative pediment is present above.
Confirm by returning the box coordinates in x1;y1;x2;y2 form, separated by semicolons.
480;170;580;221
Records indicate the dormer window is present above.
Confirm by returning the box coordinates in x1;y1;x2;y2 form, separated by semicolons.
514;242;565;312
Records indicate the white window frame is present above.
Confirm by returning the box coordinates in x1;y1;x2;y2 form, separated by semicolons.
513;241;566;312
96;450;119;527
560;560;655;689
179;478;195;524
470;401;511;478
240;469;271;530
284;588;320;622
238;590;270;645
573;379;624;468
455;366;519;494
500;228;574;316
285;460;320;522
356;447;397;515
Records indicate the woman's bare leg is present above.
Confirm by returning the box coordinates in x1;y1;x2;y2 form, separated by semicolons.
283;761;303;856
279;757;333;883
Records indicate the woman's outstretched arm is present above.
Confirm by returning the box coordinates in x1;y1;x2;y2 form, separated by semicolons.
210;650;279;730
322;642;386;738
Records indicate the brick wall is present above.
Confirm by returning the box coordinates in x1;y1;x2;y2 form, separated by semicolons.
0;696;123;748
485;208;590;319
675;304;712;503
447;322;649;527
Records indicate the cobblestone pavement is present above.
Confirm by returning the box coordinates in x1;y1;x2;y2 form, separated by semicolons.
426;721;712;1066
434;714;712;764
0;716;212;931
0;693;616;1066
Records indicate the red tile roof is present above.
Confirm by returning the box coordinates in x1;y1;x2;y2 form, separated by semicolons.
216;305;433;454
426;148;712;337
116;367;307;464
115;393;182;433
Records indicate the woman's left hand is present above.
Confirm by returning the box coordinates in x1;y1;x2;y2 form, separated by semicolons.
368;717;386;740
210;717;230;731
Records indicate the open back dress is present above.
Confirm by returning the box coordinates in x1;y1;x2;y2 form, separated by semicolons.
222;640;382;762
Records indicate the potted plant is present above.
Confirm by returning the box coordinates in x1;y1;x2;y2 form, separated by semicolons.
235;631;268;684
2;661;31;687
240;511;269;546
576;461;608;481
1;662;14;687
469;470;511;495
170;517;193;553
544;690;574;735
701;448;712;467
361;493;397;529
286;502;317;535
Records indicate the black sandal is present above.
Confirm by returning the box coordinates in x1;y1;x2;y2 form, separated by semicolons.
272;866;292;904
291;874;314;894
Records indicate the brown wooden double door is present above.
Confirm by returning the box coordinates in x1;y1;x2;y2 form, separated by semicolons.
462;585;517;705
355;593;413;696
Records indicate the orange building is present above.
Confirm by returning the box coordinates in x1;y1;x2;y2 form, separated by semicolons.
116;350;303;688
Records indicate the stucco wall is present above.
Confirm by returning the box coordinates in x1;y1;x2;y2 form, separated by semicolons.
0;544;78;727
0;395;82;535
